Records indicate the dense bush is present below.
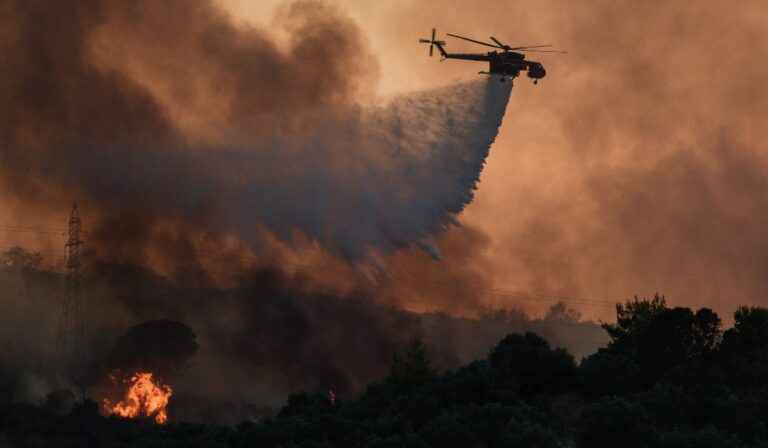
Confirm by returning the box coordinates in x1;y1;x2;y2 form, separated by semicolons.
487;332;577;394
4;299;768;447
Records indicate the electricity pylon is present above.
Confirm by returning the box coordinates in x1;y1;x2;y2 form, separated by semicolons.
56;203;85;394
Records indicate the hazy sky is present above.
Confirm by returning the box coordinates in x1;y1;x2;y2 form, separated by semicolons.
2;0;767;322
219;0;768;320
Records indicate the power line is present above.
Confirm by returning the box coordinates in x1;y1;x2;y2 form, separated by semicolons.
0;223;741;316
0;225;67;235
0;223;752;287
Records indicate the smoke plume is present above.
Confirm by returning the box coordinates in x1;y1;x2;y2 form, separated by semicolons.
0;0;512;263
0;0;531;424
107;319;198;379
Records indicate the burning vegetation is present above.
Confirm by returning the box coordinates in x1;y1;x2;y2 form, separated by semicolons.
97;319;196;424
102;371;173;424
5;297;768;446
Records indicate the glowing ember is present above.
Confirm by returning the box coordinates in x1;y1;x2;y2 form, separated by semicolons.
103;372;173;424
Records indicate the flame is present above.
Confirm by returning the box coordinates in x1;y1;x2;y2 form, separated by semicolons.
103;372;173;424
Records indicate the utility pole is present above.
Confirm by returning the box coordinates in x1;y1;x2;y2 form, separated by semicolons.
57;203;85;397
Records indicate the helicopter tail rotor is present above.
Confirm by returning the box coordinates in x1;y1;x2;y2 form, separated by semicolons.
419;28;446;57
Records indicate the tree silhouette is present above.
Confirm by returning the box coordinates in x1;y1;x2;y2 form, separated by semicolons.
383;337;438;397
488;332;577;394
4;301;768;447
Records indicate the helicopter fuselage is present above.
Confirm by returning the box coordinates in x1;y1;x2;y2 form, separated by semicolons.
488;51;544;80
433;43;546;82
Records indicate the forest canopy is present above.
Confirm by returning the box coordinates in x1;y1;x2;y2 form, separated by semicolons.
4;296;768;447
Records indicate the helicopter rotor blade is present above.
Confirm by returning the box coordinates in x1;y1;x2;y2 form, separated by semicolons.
509;44;553;50
431;27;436;42
429;44;434;57
441;31;566;54
446;33;501;49
521;49;568;53
489;36;510;49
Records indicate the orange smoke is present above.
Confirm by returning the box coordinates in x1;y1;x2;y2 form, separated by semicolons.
103;372;173;424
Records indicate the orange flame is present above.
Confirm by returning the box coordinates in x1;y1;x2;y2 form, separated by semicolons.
103;372;173;424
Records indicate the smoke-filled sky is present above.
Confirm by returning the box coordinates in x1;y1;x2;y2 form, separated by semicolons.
2;0;768;322
0;1;508;266
225;0;768;320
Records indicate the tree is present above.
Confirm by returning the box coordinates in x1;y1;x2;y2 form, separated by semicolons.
488;332;577;394
545;302;581;322
658;425;748;448
579;348;642;397
278;391;334;418
501;419;563;448
437;360;499;405
722;307;768;356
0;247;42;271
600;295;722;381
691;308;723;357
719;307;768;407
578;397;653;448
632;307;721;378
383;338;437;397
603;294;668;351
418;410;475;448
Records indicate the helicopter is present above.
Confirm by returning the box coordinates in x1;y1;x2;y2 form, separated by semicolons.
419;28;566;84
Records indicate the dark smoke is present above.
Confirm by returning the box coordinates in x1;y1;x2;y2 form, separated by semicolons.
0;0;593;425
107;319;198;379
0;0;511;263
0;253;605;423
